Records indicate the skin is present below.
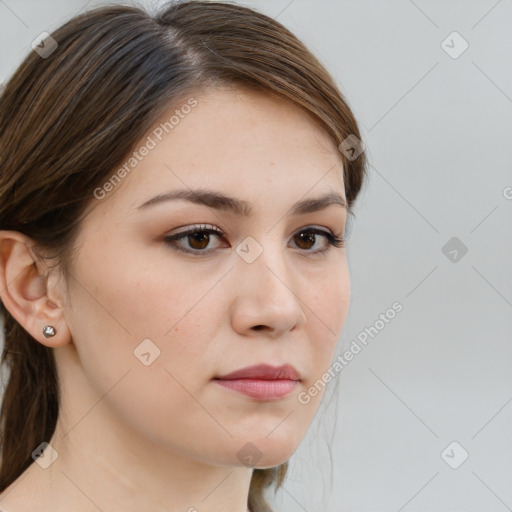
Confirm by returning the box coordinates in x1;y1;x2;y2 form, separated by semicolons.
0;85;350;512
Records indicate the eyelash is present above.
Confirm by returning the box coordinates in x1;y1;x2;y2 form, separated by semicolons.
163;223;344;256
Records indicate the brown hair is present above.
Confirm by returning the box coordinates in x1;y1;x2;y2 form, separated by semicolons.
0;1;367;510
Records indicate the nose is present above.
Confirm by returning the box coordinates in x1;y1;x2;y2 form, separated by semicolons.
229;240;307;338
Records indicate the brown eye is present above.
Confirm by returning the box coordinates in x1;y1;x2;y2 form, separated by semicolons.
290;228;344;254
294;231;316;250
187;231;211;250
164;224;226;255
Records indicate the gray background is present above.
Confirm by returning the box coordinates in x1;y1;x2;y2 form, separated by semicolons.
1;1;511;511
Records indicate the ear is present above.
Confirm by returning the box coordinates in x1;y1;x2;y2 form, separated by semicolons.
0;230;71;348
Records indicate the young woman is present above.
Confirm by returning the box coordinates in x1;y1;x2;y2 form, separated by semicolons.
0;1;367;510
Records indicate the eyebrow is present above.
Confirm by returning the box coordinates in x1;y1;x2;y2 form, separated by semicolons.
136;188;347;216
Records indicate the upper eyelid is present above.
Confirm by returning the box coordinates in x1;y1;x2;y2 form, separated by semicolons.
167;223;337;237
170;223;221;235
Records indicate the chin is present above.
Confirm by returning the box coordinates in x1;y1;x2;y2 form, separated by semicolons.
231;434;301;469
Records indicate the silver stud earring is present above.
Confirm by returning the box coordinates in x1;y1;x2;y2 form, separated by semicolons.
42;325;56;338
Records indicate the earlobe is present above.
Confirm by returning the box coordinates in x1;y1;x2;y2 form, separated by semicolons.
0;230;71;348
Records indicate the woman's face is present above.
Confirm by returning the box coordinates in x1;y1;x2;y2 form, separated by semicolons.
59;85;350;469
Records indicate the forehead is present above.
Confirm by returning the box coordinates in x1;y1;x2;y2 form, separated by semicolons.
91;85;345;217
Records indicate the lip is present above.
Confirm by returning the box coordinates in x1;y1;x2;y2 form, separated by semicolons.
216;364;301;381
213;364;301;400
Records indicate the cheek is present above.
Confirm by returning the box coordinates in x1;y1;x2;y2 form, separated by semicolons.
62;258;229;453
308;258;350;334
68;238;204;339
66;243;227;388
304;260;350;377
